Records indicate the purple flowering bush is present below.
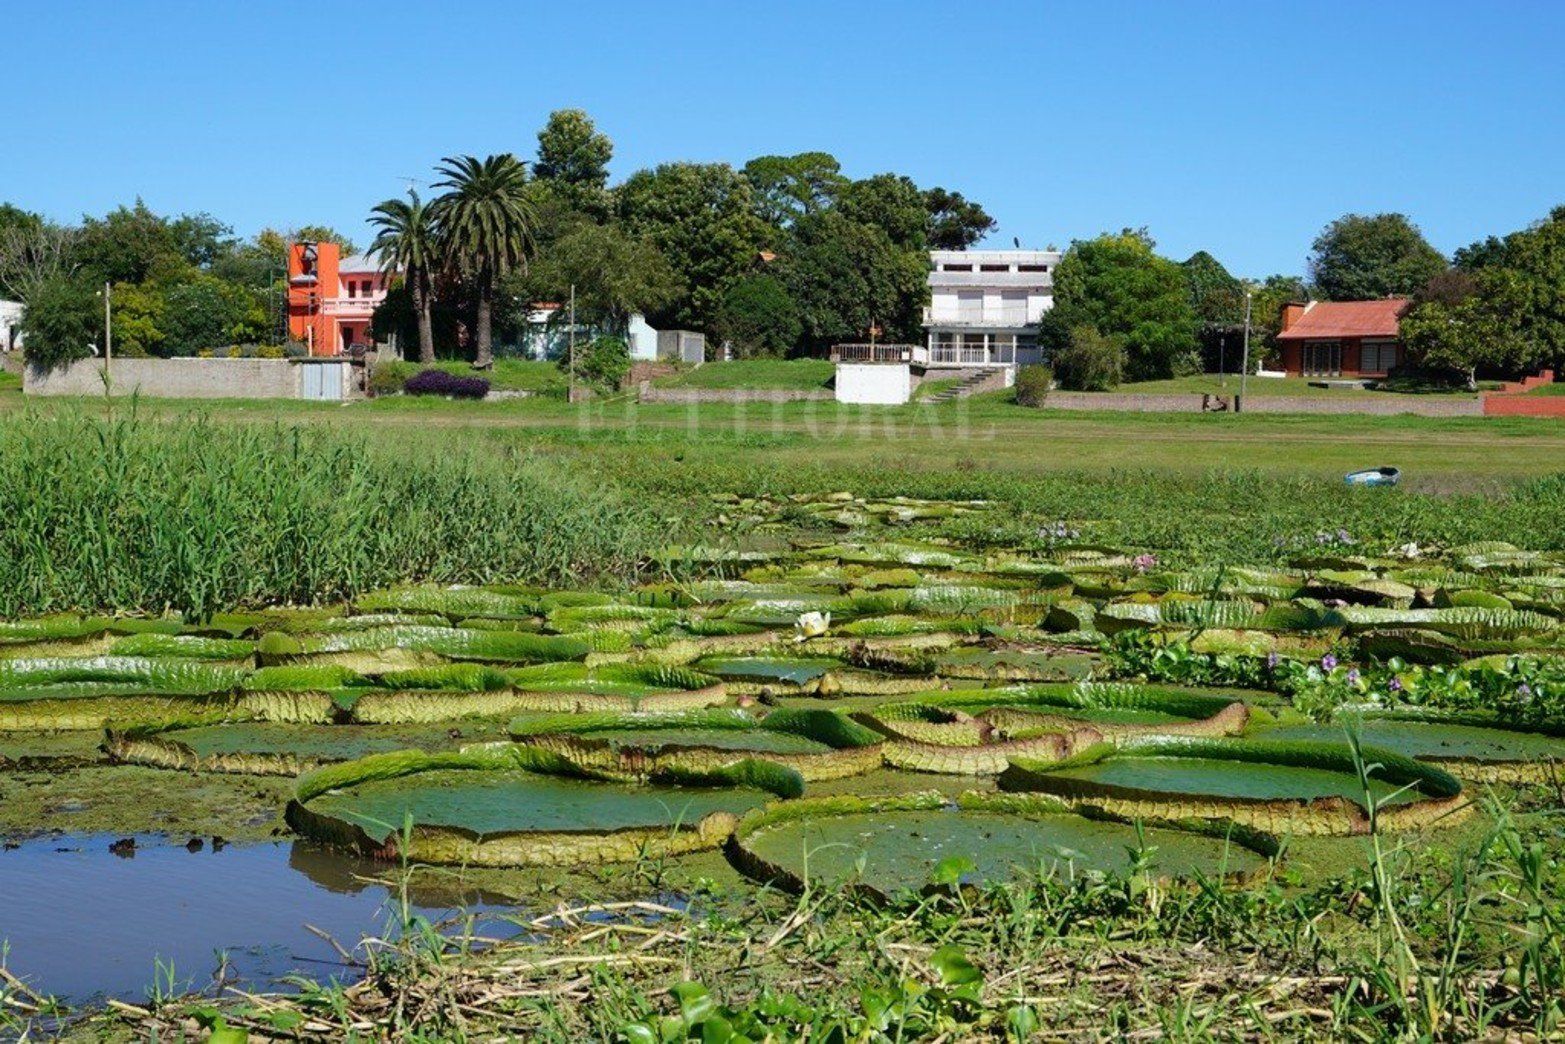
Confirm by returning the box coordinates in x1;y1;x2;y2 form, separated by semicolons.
404;369;490;399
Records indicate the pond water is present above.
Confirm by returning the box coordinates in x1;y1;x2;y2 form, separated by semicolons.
0;835;519;1003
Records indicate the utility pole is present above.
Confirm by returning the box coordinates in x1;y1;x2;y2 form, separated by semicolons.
1237;291;1252;412
567;283;576;403
102;281;112;382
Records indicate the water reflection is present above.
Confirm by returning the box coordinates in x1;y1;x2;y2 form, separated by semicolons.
0;835;521;1003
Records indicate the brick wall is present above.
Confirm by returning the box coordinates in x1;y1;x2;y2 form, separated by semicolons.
1483;395;1565;418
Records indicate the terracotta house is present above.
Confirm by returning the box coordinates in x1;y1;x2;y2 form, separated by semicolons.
1275;298;1411;377
287;242;389;356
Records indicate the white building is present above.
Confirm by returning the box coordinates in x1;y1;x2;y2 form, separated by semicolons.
923;249;1059;367
833;248;1060;403
1;299;23;354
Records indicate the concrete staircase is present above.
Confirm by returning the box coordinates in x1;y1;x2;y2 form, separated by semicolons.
923;369;1003;404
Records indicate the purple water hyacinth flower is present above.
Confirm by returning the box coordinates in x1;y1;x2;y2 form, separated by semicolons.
1266;652;1281;669
1133;553;1159;573
1346;668;1361;685
1321;654;1338;671
1337;529;1353;544
1387;676;1404;693
1517;683;1534;700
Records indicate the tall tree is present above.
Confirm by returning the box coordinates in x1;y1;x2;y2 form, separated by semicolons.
522;222;680;330
1181;251;1245;325
924;187;995;250
782;210;927;352
1307;213;1447;301
836;174;928;251
74;200;186;285
1454;205;1565;367
1400;268;1540;385
368;191;440;364
617;162;772;332
716;274;802;358
432;153;536;369
534;109;615;219
0;218;74;303
1040;230;1200;380
742;153;846;227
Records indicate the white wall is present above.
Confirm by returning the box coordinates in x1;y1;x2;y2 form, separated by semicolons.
0;300;23;352
626;314;658;361
835;363;911;405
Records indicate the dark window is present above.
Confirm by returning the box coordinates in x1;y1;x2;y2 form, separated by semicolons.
942;263;972;272
1018;264;1049;273
980;264;1010;272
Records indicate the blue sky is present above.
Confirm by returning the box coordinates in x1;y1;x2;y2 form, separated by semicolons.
5;0;1562;277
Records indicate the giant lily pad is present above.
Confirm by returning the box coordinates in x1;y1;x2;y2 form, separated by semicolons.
1001;737;1467;835
285;745;797;866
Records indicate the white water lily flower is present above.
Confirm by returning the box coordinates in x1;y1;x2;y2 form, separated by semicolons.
794;610;830;642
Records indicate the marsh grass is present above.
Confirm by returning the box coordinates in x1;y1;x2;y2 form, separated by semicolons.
0;408;661;620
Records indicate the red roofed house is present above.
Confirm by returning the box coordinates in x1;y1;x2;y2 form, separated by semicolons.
1275;298;1411;377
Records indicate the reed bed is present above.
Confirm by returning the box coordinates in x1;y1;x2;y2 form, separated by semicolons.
0;409;661;620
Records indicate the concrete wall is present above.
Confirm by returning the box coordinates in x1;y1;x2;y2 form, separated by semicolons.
835;362;912;405
23;357;357;399
639;385;832;404
626;314;659;361
1038;391;1482;417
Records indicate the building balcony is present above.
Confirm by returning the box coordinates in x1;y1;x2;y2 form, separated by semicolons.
322;297;385;316
928;270;1052;290
923;307;1036;328
831;343;917;364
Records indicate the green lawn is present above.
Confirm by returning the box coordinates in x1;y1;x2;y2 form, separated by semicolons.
374;357;566;394
654;359;833;390
16;389;1559;491
1526;380;1565;396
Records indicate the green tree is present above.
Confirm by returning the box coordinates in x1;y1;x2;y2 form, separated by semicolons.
1454;205;1565;367
522;221;680;331
535;109;613;189
1400;267;1541;384
836;174;928;250
742;152;846;227
290;225;357;255
168;212;235;269
74;200;186;285
108;281;167;357
1243;273;1310;369
534;109;614;218
1053;324;1126;390
1307;213;1447;301
432;153;537;369
18;272;98;369
1041;230;1200;380
159;274;265;355
368;191;440;364
716;274;802;358
616;162;773;332
566;335;631;392
1181;251;1245;325
924;187;996;250
782;210;927;352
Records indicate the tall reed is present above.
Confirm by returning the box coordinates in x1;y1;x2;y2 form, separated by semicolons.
0;409;661;620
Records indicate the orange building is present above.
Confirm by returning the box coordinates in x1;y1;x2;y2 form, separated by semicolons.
1275;298;1411;377
286;242;391;356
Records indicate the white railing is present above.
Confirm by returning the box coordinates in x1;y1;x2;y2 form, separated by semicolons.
922;307;1033;327
322;297;386;315
831;343;917;364
928;345;1013;367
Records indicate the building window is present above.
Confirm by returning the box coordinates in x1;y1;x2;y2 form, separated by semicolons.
1018;264;1049;273
980;264;1010;272
1360;340;1398;373
1302;340;1342;376
942;263;972;272
346;282;356;298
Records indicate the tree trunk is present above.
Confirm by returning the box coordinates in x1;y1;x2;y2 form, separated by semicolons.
474;283;493;370
412;278;435;365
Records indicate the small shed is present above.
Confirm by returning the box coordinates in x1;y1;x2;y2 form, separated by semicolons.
1276;299;1411;377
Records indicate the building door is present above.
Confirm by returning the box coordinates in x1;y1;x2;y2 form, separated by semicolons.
1303;341;1341;376
301;363;344;401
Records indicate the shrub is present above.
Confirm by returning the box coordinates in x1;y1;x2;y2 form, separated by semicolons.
257;345;285;359
282;340;309;359
566;336;631;392
1053;325;1125;391
405;368;489;399
1014;364;1053;407
369;360;413;397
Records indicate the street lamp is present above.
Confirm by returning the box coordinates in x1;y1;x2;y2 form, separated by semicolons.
1237;291;1253;412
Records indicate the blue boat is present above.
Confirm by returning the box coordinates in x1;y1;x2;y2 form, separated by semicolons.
1345;466;1400;487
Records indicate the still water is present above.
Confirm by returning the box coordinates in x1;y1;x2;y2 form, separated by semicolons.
0;835;519;1003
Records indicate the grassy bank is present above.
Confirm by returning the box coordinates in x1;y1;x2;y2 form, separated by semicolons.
0;409;659;619
653;359;834;390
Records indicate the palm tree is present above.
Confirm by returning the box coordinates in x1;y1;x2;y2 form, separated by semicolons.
367;191;439;364
431;154;535;369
